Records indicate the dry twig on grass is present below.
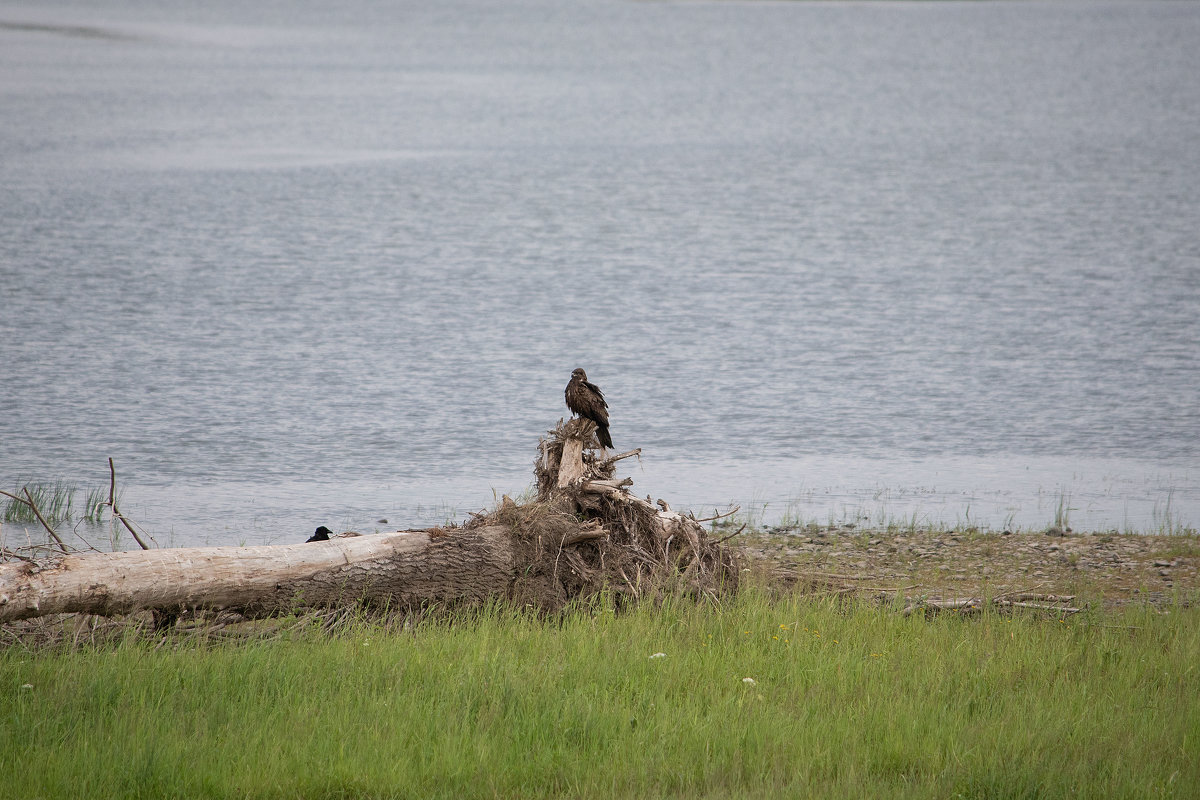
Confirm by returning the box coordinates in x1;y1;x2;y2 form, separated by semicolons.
902;594;1080;617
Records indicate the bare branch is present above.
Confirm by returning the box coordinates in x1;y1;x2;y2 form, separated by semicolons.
107;458;150;550
694;506;741;523
599;448;641;466
22;487;69;554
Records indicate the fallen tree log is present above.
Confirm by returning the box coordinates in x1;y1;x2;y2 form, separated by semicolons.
1;419;738;624
0;527;515;623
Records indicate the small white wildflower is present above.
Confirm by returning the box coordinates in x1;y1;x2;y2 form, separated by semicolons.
742;677;756;686
649;652;667;659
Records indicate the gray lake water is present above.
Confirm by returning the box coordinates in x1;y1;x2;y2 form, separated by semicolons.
2;0;1199;549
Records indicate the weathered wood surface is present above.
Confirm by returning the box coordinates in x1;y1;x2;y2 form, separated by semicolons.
556;437;586;488
0;526;515;623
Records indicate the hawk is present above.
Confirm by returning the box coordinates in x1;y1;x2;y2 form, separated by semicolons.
565;367;613;448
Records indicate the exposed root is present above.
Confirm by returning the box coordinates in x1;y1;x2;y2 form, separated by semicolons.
484;420;739;610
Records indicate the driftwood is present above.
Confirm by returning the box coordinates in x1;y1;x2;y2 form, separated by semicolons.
902;594;1081;617
0;421;737;625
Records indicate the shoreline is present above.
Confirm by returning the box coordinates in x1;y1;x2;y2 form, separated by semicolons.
735;525;1200;607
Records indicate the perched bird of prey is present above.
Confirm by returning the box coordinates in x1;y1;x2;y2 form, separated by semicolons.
306;526;332;542
565;367;613;449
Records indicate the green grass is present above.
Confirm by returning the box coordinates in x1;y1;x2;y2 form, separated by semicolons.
1051;491;1073;533
3;594;1198;799
2;479;76;524
81;485;113;524
1154;489;1192;537
3;480;117;526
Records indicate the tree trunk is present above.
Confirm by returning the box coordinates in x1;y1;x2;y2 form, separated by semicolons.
0;527;514;623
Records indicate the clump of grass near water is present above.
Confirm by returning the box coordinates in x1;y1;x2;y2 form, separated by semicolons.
1050;491;1073;533
2;479;76;524
3;593;1197;799
3;479;121;529
1154;489;1195;536
81;485;113;524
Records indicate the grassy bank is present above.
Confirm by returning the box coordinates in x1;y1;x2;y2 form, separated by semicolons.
3;594;1197;799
